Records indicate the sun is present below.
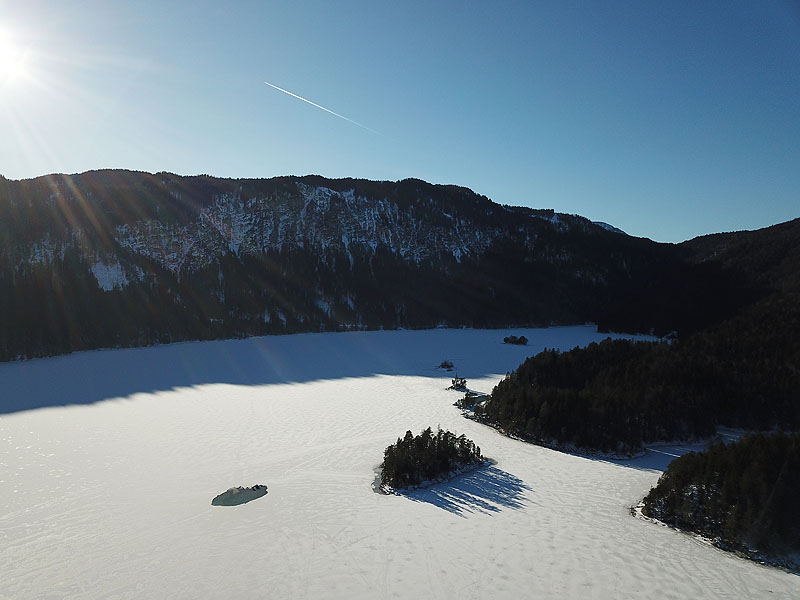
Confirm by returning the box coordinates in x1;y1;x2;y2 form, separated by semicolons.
0;31;29;85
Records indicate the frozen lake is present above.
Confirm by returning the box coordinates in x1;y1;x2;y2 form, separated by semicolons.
1;327;797;598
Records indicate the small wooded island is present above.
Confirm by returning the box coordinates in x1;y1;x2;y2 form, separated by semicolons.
380;427;484;490
642;432;800;565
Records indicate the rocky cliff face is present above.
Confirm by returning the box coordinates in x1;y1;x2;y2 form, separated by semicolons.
114;183;507;275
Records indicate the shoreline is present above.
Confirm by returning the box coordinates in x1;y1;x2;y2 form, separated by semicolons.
372;458;496;496
630;502;800;575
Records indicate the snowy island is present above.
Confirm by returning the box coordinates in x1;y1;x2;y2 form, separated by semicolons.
379;427;485;492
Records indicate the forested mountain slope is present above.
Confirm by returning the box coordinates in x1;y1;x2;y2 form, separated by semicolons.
0;170;756;360
476;219;800;452
681;217;800;293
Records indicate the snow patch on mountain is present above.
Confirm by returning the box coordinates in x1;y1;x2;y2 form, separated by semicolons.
30;236;56;265
316;298;332;317
90;260;129;291
204;194;254;257
22;234;71;267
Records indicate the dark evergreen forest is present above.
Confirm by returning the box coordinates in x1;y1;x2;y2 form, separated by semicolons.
475;217;800;453
642;432;800;558
476;291;800;453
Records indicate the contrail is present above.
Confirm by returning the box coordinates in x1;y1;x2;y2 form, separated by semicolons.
264;81;380;135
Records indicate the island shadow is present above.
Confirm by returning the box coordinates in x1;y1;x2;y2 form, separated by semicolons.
402;465;533;517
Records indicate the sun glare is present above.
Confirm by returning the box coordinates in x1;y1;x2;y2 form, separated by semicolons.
0;31;29;85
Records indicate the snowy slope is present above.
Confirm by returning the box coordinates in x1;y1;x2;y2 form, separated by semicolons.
1;327;796;599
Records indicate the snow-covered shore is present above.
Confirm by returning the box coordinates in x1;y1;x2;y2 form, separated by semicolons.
374;459;495;496
2;327;797;598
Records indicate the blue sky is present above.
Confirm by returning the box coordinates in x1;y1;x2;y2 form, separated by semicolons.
1;1;798;242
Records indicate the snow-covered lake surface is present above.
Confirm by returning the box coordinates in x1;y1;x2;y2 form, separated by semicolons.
1;327;797;598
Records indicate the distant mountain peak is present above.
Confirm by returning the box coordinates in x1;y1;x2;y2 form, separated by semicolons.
592;221;627;235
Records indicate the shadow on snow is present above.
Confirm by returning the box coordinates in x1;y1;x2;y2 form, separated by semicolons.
0;326;615;415
538;440;715;473
402;465;533;517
